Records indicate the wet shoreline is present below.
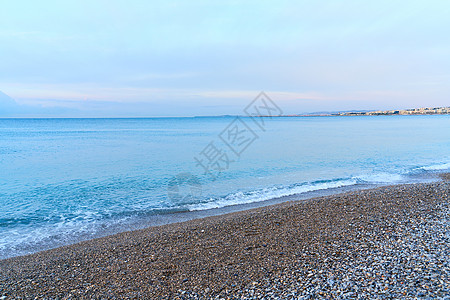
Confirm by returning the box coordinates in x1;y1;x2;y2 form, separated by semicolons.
1;178;449;298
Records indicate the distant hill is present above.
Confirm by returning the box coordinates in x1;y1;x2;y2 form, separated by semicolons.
0;91;20;115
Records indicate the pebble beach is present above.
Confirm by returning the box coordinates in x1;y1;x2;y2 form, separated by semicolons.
1;178;449;299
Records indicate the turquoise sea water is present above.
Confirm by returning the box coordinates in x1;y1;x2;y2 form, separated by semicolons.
1;116;449;258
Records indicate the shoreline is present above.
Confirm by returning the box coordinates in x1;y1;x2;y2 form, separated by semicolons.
1;178;449;298
0;181;382;260
0;176;438;260
0;170;441;260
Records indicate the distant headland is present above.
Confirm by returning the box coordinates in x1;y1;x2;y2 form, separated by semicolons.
277;106;450;117
335;106;450;116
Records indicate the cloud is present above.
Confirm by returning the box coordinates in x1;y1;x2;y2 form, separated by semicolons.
1;1;449;116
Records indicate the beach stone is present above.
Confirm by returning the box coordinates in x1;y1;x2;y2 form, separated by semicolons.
0;181;449;299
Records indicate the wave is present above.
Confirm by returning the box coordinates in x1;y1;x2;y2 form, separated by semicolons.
186;171;411;212
187;178;358;211
418;162;450;171
355;172;405;183
0;167;439;259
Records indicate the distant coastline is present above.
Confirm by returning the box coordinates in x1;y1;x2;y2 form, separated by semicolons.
335;106;450;116
274;106;450;117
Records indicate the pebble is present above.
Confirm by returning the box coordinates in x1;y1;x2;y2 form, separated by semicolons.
0;181;449;299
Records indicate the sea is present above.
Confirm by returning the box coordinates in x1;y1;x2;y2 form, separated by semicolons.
1;115;449;259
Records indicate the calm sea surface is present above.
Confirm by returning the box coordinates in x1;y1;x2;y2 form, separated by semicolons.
1;116;449;258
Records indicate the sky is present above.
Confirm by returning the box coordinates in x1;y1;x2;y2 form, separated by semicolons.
0;0;449;117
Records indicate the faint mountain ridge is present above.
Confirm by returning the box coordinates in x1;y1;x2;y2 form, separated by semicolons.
0;90;20;115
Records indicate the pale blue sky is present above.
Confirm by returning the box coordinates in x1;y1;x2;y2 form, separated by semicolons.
1;0;449;116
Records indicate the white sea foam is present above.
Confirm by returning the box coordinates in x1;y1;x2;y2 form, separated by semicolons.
355;172;405;184
420;162;450;171
187;171;412;212
187;178;358;211
0;212;132;259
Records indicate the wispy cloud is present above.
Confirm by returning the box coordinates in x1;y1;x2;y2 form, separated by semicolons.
1;0;449;116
